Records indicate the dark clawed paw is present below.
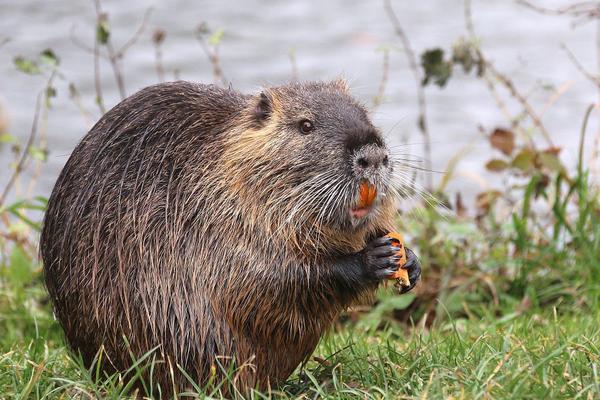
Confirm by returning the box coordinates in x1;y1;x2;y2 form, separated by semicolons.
400;247;422;294
361;236;401;281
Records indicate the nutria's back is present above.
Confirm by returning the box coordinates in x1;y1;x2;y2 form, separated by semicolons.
41;80;420;396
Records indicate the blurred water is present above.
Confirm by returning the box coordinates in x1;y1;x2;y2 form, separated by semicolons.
0;0;597;203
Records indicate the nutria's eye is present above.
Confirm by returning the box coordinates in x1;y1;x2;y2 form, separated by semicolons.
299;119;314;134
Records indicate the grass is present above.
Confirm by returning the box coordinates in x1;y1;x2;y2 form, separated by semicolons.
1;300;599;399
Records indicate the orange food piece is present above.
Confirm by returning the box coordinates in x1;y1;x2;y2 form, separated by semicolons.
385;232;410;287
358;181;377;208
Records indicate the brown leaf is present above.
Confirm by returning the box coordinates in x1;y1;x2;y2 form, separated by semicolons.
476;190;502;214
543;146;562;156
455;192;467;218
485;159;509;172
534;174;550;198
490;128;515;156
152;29;166;44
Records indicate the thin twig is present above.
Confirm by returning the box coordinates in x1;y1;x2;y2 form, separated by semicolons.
116;8;153;57
383;0;433;189
105;41;126;99
288;48;299;81
25;72;57;200
373;48;390;109
539;80;574;118
68;82;94;127
93;0;125;99
516;1;599;20
70;25;109;60
153;30;166;82
486;62;554;146
465;0;530;141
93;36;106;114
0;93;42;209
195;26;227;86
483;76;527;135
465;0;553;147
561;44;600;85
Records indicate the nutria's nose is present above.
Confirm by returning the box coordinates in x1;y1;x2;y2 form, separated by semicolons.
354;146;389;171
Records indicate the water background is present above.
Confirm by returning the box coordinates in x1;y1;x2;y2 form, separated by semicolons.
1;0;598;205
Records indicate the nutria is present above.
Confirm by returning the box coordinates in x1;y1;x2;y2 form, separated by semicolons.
40;80;421;396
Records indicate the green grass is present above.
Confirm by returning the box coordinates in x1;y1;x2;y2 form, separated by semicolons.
0;245;598;399
1;302;599;399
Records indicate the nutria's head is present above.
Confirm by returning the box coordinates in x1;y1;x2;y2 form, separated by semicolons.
224;80;395;256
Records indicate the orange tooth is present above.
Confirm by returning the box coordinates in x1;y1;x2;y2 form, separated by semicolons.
358;181;377;208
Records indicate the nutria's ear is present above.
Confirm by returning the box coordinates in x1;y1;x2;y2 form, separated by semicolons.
253;92;272;123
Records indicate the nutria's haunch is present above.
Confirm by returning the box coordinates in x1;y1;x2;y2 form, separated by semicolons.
40;80;421;396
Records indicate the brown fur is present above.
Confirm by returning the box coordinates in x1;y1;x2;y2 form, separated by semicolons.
40;80;396;396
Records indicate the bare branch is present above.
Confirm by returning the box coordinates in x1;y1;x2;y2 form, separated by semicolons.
26;78;55;200
465;0;554;147
539;80;574;118
153;29;166;82
68;82;94;127
561;43;600;85
383;0;433;189
117;8;153;57
93;37;106;114
0;93;43;208
195;25;227;87
516;1;599;20
70;24;108;60
105;42;126;99
373;48;390;109
486;63;554;146
288;48;299;82
93;0;125;99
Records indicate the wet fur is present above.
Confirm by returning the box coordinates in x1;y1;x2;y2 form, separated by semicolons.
40;81;396;395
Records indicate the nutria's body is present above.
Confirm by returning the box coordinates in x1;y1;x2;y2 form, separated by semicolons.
40;80;420;396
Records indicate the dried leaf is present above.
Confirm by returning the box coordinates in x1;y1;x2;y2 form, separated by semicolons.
512;149;536;171
152;29;166;44
485;159;509;172
476;190;502;214
490;128;515;156
543;146;562;156
455;192;467;218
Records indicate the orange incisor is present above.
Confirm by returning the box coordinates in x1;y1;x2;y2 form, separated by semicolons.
358;181;377;208
384;232;410;287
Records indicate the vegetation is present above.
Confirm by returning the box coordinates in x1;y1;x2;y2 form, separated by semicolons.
1;0;599;398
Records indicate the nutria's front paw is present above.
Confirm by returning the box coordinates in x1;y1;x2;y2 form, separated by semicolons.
399;247;421;294
361;236;402;282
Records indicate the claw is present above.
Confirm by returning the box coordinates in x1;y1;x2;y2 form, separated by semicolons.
399;247;421;294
